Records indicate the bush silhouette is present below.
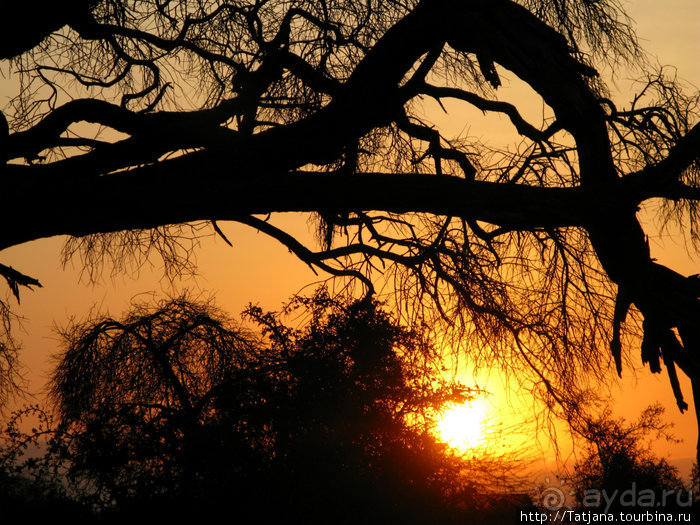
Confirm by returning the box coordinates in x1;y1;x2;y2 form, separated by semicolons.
570;406;692;514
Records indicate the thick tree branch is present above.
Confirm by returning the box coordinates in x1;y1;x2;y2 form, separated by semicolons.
0;169;596;251
0;263;42;303
0;1;94;60
417;83;563;141
621;123;700;200
8;98;245;161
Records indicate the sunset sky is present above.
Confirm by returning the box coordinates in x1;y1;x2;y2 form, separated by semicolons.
1;0;698;476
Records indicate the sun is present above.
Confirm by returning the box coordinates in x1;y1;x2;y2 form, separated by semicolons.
436;399;489;451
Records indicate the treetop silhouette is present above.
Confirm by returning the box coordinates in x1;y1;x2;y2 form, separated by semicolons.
3;292;524;522
0;0;699;451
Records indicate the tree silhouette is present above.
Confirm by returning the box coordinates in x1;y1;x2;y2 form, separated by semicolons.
0;0;699;451
569;405;692;513
27;291;519;522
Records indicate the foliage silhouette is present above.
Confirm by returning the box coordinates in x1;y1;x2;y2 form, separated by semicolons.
1;291;527;523
0;405;92;521
0;0;699;455
569;405;693;513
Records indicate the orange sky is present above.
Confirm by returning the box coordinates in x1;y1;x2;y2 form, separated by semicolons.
1;0;699;476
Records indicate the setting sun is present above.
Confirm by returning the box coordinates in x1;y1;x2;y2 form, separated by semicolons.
436;399;489;452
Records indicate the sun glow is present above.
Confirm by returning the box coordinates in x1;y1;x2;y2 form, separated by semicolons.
436;399;489;451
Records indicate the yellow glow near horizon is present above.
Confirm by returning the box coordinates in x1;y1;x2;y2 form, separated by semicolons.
436;399;489;452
